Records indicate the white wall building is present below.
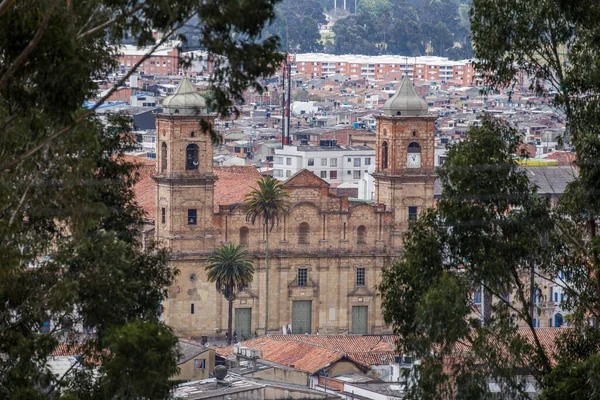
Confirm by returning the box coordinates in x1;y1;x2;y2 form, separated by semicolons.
273;144;375;187
291;101;319;116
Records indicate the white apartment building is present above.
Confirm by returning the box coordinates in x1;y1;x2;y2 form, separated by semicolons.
273;143;376;186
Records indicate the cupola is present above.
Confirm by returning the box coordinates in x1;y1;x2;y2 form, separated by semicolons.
383;76;428;117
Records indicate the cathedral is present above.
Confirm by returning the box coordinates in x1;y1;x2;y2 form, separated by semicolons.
152;77;436;339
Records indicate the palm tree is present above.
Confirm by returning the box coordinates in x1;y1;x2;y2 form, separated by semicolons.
205;243;255;345
243;176;290;335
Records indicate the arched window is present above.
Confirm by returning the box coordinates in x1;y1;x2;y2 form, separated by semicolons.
357;225;366;244
298;222;310;244
555;313;564;327
161;142;167;172
240;227;249;246
381;141;388;169
408;142;421;153
186;144;199;170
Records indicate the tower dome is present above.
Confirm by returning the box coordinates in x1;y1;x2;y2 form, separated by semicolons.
162;77;208;115
383;76;428;117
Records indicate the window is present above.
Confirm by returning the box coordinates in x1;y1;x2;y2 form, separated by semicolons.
474;289;482;304
320;171;327;178
330;158;337;167
354;158;361;167
408;206;418;221
321;158;328;166
188;209;197;225
41;321;51;333
191;303;195;314
356;268;365;286
240;227;249;246
298;268;308;287
308;158;314;166
194;359;206;369
286;170;292;177
381;141;388;169
365;157;371;166
298;222;310;244
357;225;366;244
347;170;351;175
353;170;361;179
161;207;166;224
348;158;352;162
555;313;564;328
186;144;199;170
286;157;292;165
274;169;283;177
161;142;167;172
330;171;338;179
408;142;421;153
554;293;558;302
190;131;196;137
275;156;283;164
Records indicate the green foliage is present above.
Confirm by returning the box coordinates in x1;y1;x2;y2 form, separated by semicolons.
332;0;472;58
206;243;255;295
380;118;555;398
206;243;255;345
243;176;289;334
263;0;326;52
471;0;600;396
97;321;179;399
0;0;283;398
244;176;291;232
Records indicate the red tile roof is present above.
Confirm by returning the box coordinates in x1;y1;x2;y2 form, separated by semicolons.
213;166;261;212
215;334;403;373
269;334;397;354
215;337;345;374
347;351;397;367
134;175;156;220
129;160;262;219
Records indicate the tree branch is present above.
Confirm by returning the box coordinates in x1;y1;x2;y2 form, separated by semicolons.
0;24;184;173
77;3;145;41
0;10;52;90
0;0;15;18
511;268;552;375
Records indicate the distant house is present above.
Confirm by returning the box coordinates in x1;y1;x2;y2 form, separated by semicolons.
173;339;215;381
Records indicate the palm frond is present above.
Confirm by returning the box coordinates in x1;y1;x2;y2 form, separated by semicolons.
243;176;290;231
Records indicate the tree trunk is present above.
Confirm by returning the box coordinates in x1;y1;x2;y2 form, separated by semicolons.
228;285;233;346
264;218;269;335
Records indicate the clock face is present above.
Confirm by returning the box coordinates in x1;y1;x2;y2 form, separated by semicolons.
407;153;421;168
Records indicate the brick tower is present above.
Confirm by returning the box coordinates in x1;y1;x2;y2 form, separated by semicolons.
374;77;436;247
153;78;216;252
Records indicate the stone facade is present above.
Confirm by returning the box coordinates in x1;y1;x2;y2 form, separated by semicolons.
154;83;436;338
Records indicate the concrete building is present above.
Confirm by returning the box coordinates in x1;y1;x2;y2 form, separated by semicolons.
272;143;375;185
117;42;179;76
150;76;435;337
289;53;479;87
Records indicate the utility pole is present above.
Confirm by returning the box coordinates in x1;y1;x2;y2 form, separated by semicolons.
281;57;286;147
286;57;292;145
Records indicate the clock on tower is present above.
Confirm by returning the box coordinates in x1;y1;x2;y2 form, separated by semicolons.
407;153;421;168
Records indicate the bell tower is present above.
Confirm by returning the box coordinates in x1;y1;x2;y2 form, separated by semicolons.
374;77;436;244
153;78;216;252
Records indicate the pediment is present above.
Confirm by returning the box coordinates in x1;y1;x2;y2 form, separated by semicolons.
284;169;330;188
236;289;258;299
348;286;375;297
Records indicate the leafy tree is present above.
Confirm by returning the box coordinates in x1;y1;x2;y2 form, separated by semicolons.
331;0;472;58
0;0;283;398
332;11;379;55
380;118;554;398
243;176;290;335
205;244;255;345
263;0;326;52
380;0;600;397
